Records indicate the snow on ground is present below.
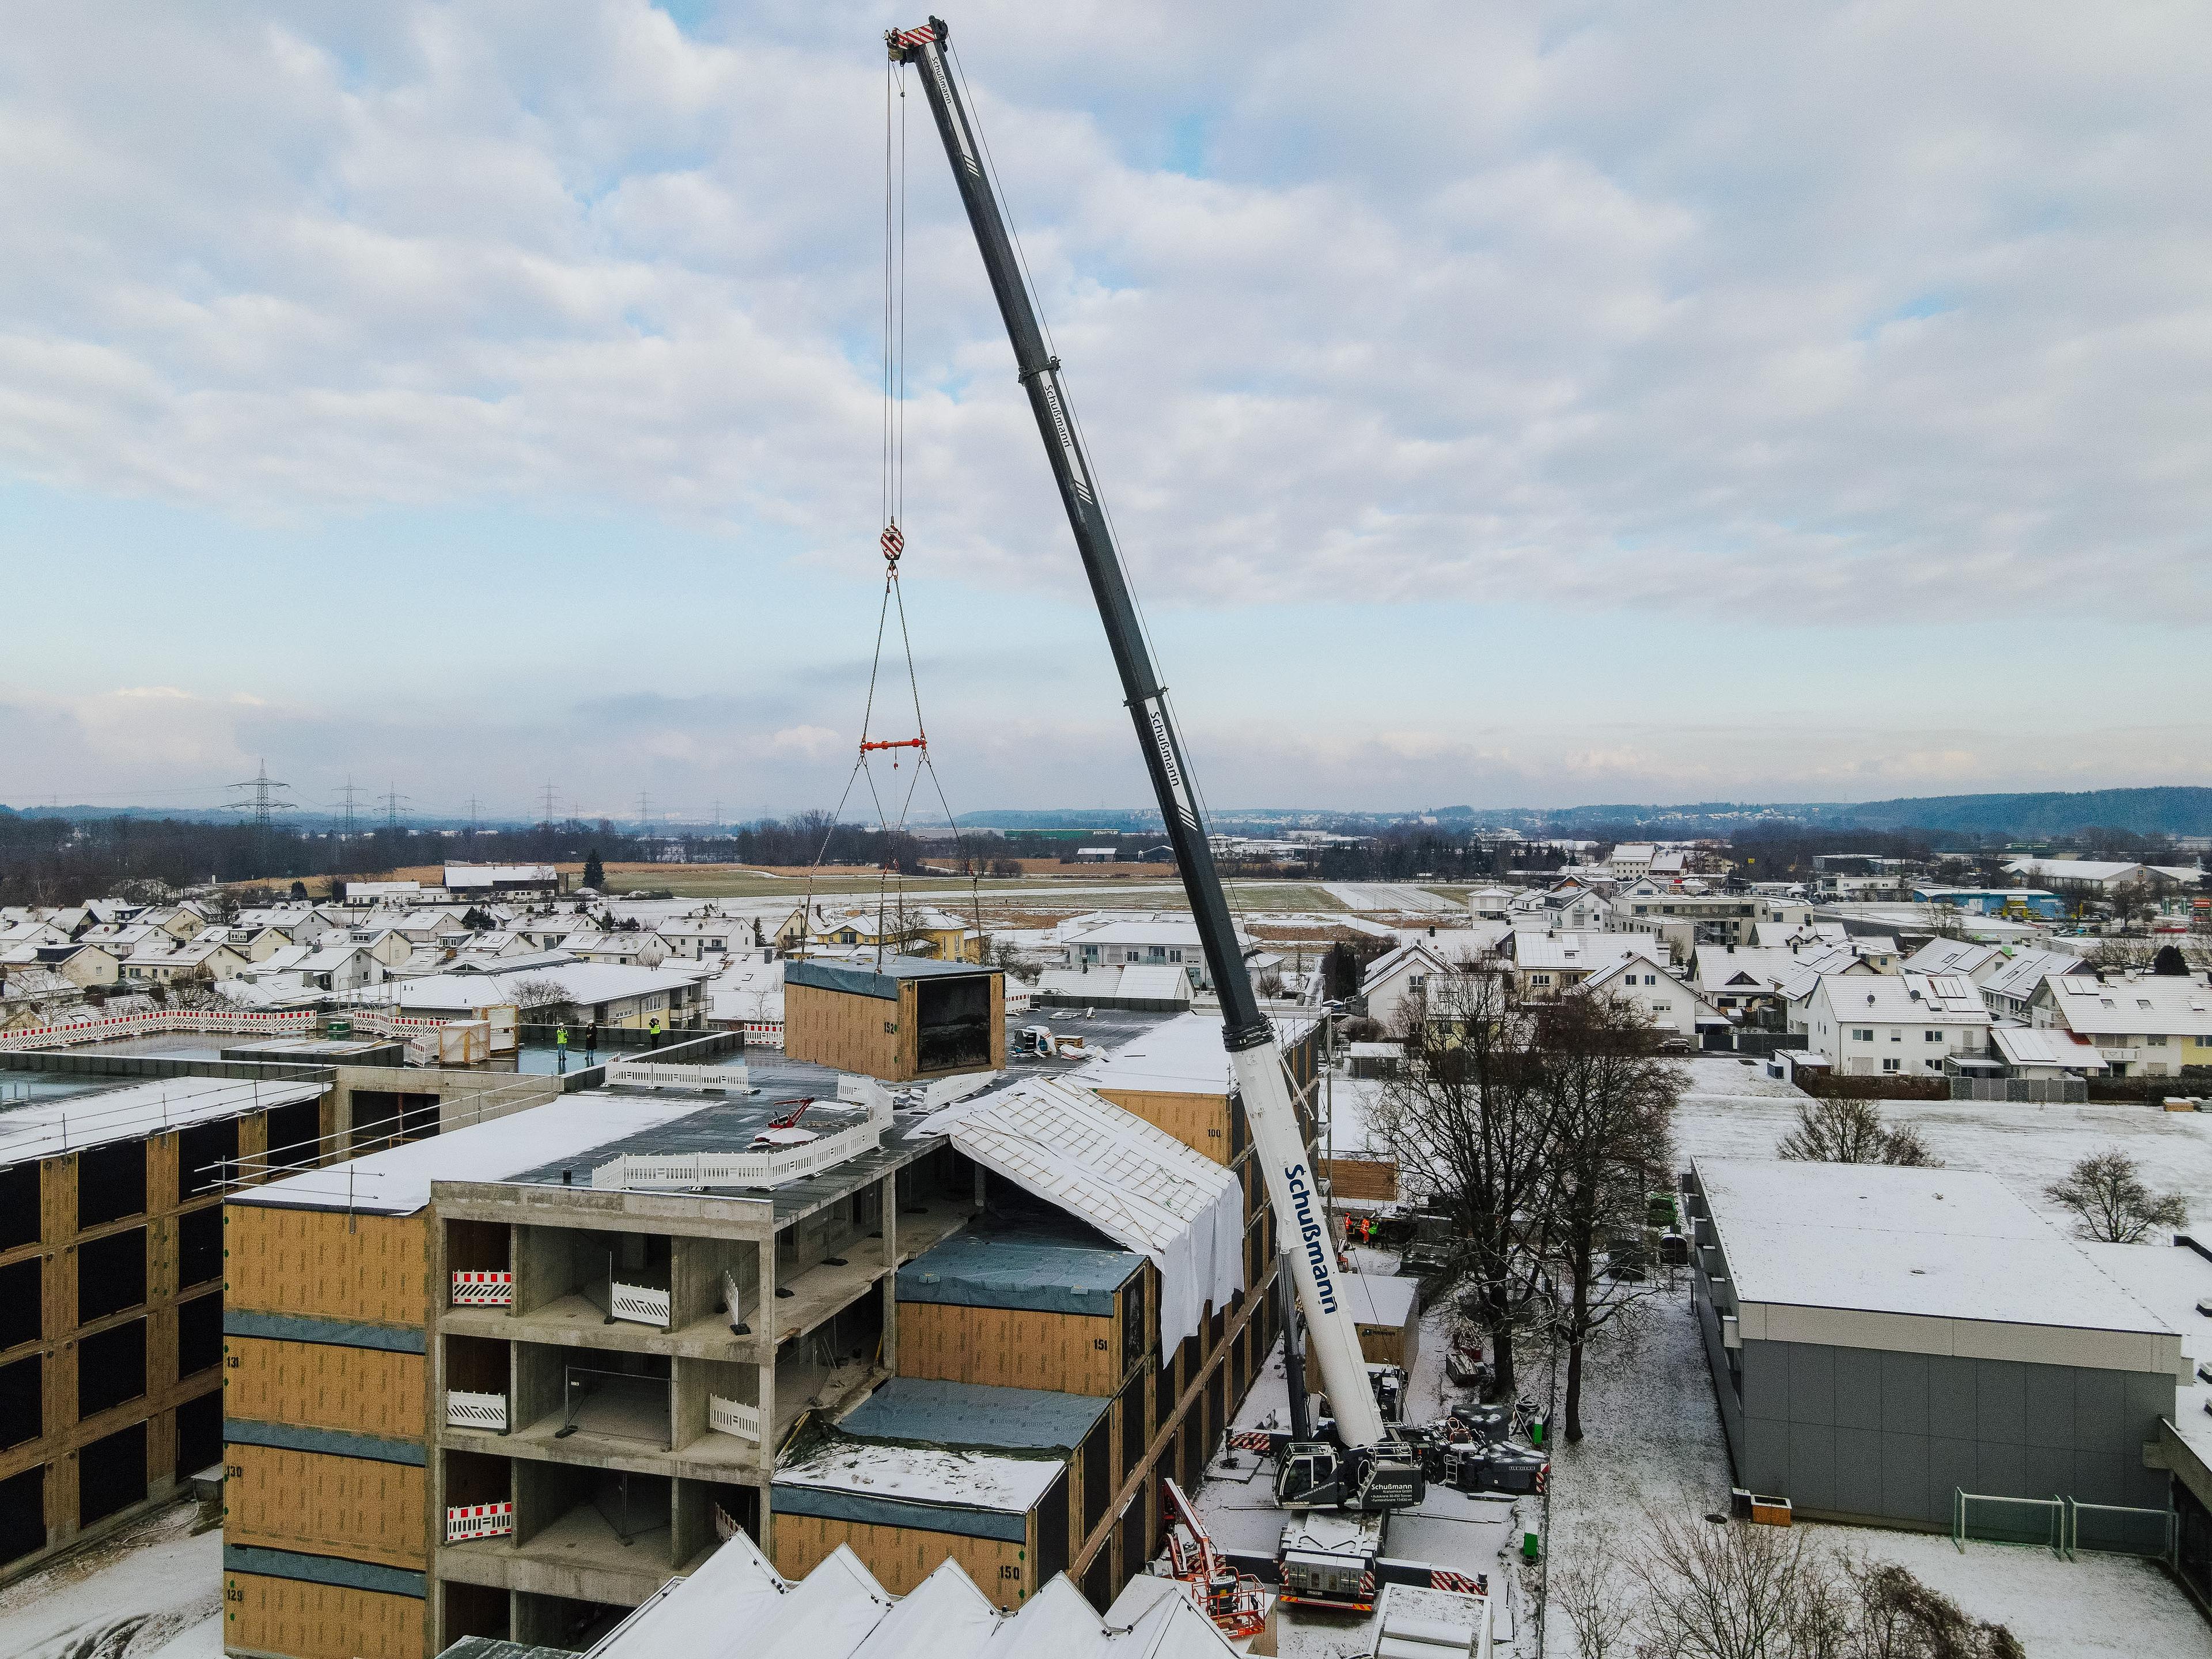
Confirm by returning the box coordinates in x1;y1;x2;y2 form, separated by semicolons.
1671;1054;2212;1233
1323;884;1461;915
1536;1064;2212;1656
0;1499;221;1659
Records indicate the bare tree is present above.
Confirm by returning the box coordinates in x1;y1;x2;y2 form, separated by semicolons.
1777;1098;1942;1167
1536;991;1679;1442
2044;1147;2189;1243
510;976;574;1019
1621;1514;2022;1659
1551;1523;1627;1659
1375;967;1556;1400
1627;1511;1831;1659
2086;934;2154;972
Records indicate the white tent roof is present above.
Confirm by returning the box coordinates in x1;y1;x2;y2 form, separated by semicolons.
917;1074;1244;1353
588;1534;1235;1659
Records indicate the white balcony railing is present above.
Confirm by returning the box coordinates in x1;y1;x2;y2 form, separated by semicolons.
609;1281;671;1327
447;1389;508;1431
709;1395;761;1442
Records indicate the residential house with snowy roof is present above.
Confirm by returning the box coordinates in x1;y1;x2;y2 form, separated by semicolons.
2029;971;2212;1078
1804;972;1993;1075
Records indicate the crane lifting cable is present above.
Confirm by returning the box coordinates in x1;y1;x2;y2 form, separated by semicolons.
797;52;986;970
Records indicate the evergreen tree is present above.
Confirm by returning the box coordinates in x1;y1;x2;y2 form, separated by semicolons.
583;850;605;891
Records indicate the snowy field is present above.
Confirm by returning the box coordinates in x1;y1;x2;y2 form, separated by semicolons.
0;1499;222;1659
1671;1054;2212;1230
1323;883;1462;914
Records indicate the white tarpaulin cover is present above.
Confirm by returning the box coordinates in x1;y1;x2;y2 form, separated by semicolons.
916;1075;1244;1355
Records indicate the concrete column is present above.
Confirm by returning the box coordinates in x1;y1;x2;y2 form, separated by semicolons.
877;1172;898;1374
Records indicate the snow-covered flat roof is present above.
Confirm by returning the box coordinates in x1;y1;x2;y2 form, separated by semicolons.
0;1075;326;1165
1696;1158;2171;1338
1337;1270;1419;1328
775;1439;1063;1516
233;1094;710;1215
1072;1009;1314;1097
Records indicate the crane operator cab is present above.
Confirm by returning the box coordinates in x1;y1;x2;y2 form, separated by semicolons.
1275;1438;1426;1512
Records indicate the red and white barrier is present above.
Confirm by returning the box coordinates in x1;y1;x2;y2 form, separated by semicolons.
446;1502;514;1543
451;1271;513;1307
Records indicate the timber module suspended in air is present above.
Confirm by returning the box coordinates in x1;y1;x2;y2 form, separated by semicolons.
888;16;1425;1516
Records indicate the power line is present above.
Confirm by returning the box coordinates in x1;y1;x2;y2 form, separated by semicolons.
540;781;559;831
334;776;365;840
380;781;410;831
227;759;297;832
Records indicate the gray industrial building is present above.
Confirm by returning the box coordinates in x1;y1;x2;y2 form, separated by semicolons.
1686;1157;2184;1530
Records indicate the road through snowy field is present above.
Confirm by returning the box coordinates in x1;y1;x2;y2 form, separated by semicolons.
0;1501;221;1659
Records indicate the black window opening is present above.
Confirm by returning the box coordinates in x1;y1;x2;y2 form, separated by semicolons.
1034;1467;1070;1590
78;1319;146;1419
0;1464;44;1566
77;1228;147;1324
1118;1373;1143;1484
176;1292;222;1379
1081;1550;1113;1613
78;1142;146;1230
0;1164;36;1252
175;1391;222;1480
1081;1415;1111;1539
0;1259;41;1352
264;1098;323;1172
351;1091;441;1152
914;975;991;1074
1119;1275;1145;1376
177;1206;222;1289
0;1355;40;1452
77;1419;146;1527
177;1118;240;1198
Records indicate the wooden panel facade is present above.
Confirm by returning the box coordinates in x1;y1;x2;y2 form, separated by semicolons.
784;972;1006;1082
1323;1154;1399;1203
1091;1088;1232;1164
224;1573;425;1659
771;1513;1028;1607
225;1338;426;1439
895;1301;1124;1396
783;979;903;1078
226;1444;426;1571
225;1209;431;1330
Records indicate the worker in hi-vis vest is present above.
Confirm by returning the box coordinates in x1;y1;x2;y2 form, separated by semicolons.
648;1014;661;1050
555;1021;569;1074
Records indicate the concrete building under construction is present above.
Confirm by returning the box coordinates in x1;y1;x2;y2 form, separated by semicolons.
217;1009;1317;1659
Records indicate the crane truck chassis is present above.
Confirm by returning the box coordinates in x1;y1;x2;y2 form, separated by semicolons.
888;14;1424;1516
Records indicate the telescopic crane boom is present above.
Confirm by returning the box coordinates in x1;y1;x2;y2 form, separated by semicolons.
888;16;1419;1512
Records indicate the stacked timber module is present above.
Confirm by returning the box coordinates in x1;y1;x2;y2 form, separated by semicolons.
221;1198;437;1659
767;1015;1320;1616
783;957;1004;1081
0;1081;328;1585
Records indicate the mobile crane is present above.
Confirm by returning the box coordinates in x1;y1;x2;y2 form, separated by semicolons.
888;17;1423;1514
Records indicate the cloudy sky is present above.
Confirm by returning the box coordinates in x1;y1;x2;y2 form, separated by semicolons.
2;1;2207;823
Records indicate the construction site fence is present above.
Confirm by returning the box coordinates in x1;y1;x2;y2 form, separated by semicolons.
1952;1488;2175;1561
0;1007;316;1052
1949;1077;2089;1104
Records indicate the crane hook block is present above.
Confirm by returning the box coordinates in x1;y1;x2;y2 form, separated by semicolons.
881;523;904;565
